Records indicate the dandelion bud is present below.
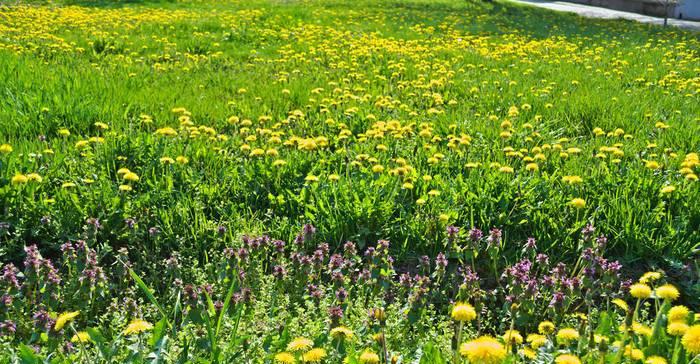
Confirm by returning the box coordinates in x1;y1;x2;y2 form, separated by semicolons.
373;332;385;344
370;308;386;322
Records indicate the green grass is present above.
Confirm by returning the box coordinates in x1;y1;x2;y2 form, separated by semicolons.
0;0;699;269
1;1;700;362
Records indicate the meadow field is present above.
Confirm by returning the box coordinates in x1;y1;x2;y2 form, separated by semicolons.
0;0;699;362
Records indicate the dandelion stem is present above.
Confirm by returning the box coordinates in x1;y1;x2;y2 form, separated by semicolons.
454;321;463;364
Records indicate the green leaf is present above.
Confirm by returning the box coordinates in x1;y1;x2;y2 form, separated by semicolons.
171;291;182;331
202;291;219;364
149;317;168;349
204;291;216;317
419;342;446;364
151;334;170;364
18;344;40;364
216;271;239;337
177;338;190;364
595;312;612;335
87;327;111;359
128;268;171;329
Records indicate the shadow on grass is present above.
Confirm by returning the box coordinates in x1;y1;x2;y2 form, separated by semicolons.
49;0;177;8
378;0;603;38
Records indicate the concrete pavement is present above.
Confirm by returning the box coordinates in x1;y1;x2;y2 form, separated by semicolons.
508;0;700;31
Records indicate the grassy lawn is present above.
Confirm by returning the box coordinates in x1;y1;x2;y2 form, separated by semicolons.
0;0;699;362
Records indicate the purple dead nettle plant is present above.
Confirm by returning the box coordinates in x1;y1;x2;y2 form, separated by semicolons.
0;264;21;338
22;245;61;306
496;225;625;330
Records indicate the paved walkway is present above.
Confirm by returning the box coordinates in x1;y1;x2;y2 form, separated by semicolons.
509;0;700;31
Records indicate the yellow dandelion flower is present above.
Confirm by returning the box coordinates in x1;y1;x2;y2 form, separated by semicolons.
54;311;80;331
0;144;13;153
274;352;295;364
655;284;680;301
624;346;645;360
681;324;700;355
250;148;265;157
330;326;354;340
633;322;652;337
629;283;652;299
451;303;477;322
26;173;42;182
668;306;690;322
569;198;586;209
555;354;581;364
538;321;555;335
302;348;327;363
556;328;580;343
123;172;140;182
526;334;547;349
71;331;91;343
645;356;667;364
11;174;29;185
668;322;689;336
359;350;380;364
612;298;629;312
521;347;536;360
123;319;153;335
640;272;662;284
660;185;676;195
562;175;583;184
459;336;507;364
645;160;660;170
155;127;178;136
502;330;523;345
287;337;313;352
